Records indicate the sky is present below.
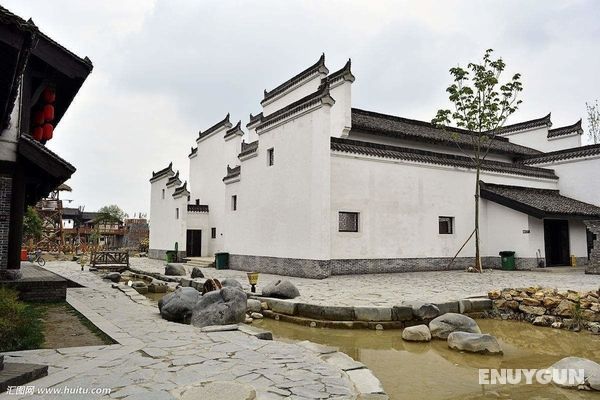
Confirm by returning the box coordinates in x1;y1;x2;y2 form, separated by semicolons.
4;0;600;216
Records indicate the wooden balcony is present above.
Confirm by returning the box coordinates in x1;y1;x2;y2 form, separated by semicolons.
63;227;126;236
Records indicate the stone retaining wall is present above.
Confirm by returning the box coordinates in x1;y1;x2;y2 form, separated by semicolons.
258;296;492;329
489;286;600;331
585;220;600;275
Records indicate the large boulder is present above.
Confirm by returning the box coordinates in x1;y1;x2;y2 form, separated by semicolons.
429;313;481;339
548;357;600;390
191;287;247;328
148;279;167;293
247;299;262;313
402;325;431;342
191;267;204;279
164;263;186;276
132;281;148;294
103;272;121;283
412;303;440;320
165;264;187;276
221;278;243;291
262;280;300;299
158;287;201;322
447;332;503;355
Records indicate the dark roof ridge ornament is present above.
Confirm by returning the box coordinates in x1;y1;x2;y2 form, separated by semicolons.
224;120;244;139
261;53;329;105
198;113;233;141
326;58;355;84
547;119;583;138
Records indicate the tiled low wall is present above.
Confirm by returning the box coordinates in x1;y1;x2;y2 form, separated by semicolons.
229;254;554;278
229;255;330;279
148;249;186;262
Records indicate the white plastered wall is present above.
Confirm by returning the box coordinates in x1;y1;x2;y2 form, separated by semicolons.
329;153;561;260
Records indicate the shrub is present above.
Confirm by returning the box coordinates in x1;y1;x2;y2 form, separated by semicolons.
0;287;44;351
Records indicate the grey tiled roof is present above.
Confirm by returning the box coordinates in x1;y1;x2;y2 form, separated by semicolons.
351;108;541;157
257;82;334;132
247;112;263;128
172;182;189;197
480;182;600;219
187;204;209;213
150;162;173;182
239;140;258;158
520;143;600;165
0;5;92;69
20;134;75;173
261;54;328;105
547;119;583;138
166;171;181;186
330;137;558;180
224;120;244;139
496;113;552;135
326;59;355;84
189;147;197;157
198;113;232;141
223;165;241;181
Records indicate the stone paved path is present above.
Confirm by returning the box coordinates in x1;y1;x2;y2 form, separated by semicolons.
0;262;359;399
131;258;600;307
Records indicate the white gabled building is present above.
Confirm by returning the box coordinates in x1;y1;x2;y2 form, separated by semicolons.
149;55;600;278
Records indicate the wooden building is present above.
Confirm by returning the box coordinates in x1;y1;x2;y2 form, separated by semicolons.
0;6;92;279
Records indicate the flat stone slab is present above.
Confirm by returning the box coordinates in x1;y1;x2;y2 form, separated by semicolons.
346;368;386;395
321;352;365;371
237;324;273;340
354;307;392;322
297;340;338;355
0;363;48;393
172;381;256;400
199;324;239;332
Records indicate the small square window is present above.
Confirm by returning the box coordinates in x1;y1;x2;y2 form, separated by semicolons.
231;195;237;211
175;208;179;219
439;216;454;234
162;189;165;199
339;211;359;232
267;148;274;166
211;227;216;239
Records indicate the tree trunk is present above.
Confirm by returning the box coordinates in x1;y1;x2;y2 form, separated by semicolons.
474;164;482;272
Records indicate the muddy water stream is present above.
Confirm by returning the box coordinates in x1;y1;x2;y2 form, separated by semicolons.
254;318;600;400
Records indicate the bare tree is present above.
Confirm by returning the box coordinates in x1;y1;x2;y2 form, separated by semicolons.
432;49;523;272
586;100;600;144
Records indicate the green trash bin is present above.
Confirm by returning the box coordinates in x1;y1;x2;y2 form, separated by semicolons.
499;251;516;270
165;251;176;263
215;252;229;270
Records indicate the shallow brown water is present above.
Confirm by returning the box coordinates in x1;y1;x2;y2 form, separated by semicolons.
254;318;600;400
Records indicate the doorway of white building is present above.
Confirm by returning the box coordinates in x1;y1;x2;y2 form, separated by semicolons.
543;219;570;266
186;229;202;257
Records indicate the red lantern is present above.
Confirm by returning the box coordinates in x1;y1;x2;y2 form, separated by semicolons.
32;126;43;141
43;104;54;121
34;110;44;125
42;88;56;103
42;123;53;140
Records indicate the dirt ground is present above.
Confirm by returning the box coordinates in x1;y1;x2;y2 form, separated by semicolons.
35;303;114;349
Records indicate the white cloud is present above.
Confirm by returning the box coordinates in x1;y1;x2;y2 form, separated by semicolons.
3;0;599;214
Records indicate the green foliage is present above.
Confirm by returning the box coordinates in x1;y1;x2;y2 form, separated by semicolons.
586;100;600;144
432;49;523;138
96;204;128;224
0;288;45;352
23;206;43;241
431;49;524;272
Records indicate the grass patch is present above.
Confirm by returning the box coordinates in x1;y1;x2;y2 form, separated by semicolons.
28;302;115;347
0;287;45;352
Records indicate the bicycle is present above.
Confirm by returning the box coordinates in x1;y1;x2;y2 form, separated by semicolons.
28;250;46;267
